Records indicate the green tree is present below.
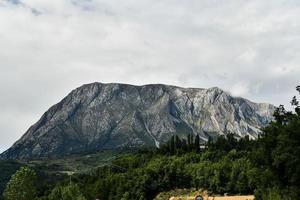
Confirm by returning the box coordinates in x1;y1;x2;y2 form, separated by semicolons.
48;183;86;200
169;136;175;155
195;135;200;153
3;167;37;200
253;85;300;199
261;187;282;200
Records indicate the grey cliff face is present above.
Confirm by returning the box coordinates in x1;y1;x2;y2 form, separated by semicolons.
0;83;275;160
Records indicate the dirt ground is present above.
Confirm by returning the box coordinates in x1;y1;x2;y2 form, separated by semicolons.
169;195;254;200
154;188;254;200
206;195;254;200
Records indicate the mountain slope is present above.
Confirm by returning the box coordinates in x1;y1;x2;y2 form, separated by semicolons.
0;83;274;160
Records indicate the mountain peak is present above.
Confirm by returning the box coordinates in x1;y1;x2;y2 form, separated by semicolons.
0;83;275;160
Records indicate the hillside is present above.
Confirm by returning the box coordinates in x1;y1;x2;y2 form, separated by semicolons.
0;150;125;199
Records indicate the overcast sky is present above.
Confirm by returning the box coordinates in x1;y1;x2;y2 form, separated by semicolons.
0;0;300;153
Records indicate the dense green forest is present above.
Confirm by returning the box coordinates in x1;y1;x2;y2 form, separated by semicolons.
1;86;300;200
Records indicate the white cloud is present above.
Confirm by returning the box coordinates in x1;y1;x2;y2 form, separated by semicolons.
0;0;300;152
230;82;250;97
237;49;257;63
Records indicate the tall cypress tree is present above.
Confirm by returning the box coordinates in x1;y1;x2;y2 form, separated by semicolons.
195;134;200;153
170;136;175;155
175;135;181;154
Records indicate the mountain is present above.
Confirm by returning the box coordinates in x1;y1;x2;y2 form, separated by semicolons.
0;83;275;160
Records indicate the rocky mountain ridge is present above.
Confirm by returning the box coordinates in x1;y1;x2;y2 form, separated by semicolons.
0;82;275;160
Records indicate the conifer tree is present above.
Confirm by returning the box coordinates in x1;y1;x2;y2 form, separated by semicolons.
195;134;200;153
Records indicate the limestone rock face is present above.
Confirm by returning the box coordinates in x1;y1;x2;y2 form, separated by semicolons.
0;83;275;159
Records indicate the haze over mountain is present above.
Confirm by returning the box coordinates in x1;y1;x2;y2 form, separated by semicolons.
0;83;274;160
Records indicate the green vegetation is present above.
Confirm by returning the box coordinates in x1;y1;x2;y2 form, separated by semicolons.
1;86;300;200
47;183;86;200
0;150;120;200
3;167;37;200
0;161;22;199
26;150;120;174
154;188;206;200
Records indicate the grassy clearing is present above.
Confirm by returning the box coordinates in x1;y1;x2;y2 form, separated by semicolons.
24;150;121;174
